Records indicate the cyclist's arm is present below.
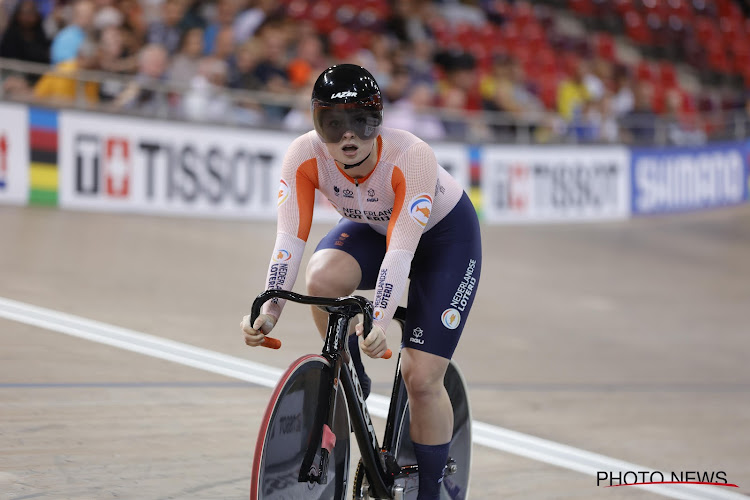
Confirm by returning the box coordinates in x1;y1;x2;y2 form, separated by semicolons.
260;135;319;319
371;141;438;331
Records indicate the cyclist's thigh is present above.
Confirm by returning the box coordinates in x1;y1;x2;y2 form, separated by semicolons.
313;219;387;290
404;193;482;359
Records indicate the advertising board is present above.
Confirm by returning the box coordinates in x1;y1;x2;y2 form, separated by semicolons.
631;142;748;215
0;103;29;205
482;146;630;223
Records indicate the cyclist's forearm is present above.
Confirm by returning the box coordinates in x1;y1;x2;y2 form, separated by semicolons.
372;248;413;332
260;232;306;318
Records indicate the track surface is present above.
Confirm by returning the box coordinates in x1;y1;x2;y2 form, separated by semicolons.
1;205;749;499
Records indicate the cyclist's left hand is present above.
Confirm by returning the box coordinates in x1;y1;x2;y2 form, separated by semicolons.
355;323;388;358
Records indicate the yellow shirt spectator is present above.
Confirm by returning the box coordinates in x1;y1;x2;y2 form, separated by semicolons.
34;60;99;104
557;78;588;122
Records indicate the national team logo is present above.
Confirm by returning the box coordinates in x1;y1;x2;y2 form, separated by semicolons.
441;308;461;330
343;188;354;198
0;133;7;189
333;185;340;196
277;179;289;206
272;249;292;262
409;193;433;227
373;307;385;321
103;137;130;197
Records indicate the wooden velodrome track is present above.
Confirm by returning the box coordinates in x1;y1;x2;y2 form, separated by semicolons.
1;203;749;500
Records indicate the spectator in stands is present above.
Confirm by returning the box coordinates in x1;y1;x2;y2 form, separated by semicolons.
97;26;137;102
168;27;204;84
118;0;148;50
557;57;589;122
386;82;446;140
182;56;232;122
252;25;290;93
204;0;238;55
112;43;169;115
287;34;328;89
50;0;95;64
620;81;657;144
233;0;279;44
34;38;99;104
229;38;262;90
481;56;544;137
663;89;706;145
0;0;51;68
147;0;185;54
407;39;437;85
210;26;235;62
611;66;635;118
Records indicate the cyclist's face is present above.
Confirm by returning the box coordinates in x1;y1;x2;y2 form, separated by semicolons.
316;109;381;143
324;126;377;168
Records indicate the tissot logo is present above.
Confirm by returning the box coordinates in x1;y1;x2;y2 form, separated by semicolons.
72;133;275;204
75;134;131;197
331;91;357;99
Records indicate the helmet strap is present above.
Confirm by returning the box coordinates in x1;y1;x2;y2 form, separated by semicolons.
342;150;372;169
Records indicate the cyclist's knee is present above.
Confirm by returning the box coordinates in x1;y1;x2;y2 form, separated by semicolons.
402;350;448;402
306;250;361;296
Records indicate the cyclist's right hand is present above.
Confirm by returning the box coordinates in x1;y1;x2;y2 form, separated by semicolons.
241;313;277;347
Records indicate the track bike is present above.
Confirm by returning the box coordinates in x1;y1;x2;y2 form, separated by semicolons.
249;289;472;500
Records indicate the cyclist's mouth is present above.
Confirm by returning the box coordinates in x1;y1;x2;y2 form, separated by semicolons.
342;144;359;157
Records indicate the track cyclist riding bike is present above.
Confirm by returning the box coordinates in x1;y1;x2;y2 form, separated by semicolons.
241;64;482;500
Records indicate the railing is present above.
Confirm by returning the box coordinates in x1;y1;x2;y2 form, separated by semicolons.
1;57;747;145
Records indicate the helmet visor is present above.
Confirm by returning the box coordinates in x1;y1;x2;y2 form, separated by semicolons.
312;101;383;143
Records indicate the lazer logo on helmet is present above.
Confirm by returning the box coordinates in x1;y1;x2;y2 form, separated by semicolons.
331;91;357;99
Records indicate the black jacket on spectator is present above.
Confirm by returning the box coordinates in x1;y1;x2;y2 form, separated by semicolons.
0;0;50;65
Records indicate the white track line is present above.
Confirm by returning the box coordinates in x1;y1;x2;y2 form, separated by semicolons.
0;296;745;500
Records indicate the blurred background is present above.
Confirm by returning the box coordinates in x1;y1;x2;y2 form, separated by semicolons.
1;1;749;499
2;0;750;145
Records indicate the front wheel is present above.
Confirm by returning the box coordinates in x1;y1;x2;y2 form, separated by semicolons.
353;360;472;500
251;354;350;500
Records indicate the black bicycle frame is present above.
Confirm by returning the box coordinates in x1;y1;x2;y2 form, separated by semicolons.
251;290;412;499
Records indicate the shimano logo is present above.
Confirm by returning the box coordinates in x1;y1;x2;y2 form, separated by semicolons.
331;91;357;99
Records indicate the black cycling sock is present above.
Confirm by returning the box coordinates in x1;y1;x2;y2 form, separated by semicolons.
412;441;450;500
348;334;370;400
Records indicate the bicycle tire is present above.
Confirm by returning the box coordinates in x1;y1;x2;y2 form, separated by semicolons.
251;354;351;500
352;360;472;500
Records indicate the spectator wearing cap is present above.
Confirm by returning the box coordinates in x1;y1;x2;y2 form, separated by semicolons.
50;0;95;64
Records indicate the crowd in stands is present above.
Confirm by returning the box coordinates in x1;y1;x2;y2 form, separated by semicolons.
1;0;749;144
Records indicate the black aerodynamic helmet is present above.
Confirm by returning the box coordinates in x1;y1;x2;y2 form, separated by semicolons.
311;64;383;143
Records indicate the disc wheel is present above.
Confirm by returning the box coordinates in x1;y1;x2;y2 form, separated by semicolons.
251;354;350;500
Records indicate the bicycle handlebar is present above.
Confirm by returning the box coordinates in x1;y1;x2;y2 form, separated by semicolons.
250;290;391;359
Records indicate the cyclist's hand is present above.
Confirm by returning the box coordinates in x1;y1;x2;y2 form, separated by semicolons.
355;323;388;359
241;313;277;347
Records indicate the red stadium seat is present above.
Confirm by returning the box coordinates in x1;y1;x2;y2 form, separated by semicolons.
658;61;678;88
593;32;616;61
